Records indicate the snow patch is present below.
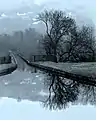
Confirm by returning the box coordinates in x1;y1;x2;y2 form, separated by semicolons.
24;78;31;81
36;75;39;78
32;21;40;24
4;82;9;85
17;12;27;16
32;82;36;85
1;13;8;18
38;90;48;96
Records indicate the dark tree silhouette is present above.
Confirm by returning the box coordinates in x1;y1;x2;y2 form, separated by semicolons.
60;25;96;62
37;9;96;62
42;73;96;110
37;9;76;62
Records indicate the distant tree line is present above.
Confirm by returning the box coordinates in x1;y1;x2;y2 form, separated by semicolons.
0;28;42;58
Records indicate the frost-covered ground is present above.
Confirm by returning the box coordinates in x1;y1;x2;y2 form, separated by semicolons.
37;61;96;76
0;63;15;71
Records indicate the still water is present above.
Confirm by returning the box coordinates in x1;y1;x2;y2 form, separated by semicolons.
0;55;96;120
0;97;95;120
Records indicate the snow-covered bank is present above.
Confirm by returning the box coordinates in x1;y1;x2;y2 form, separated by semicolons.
0;63;16;71
36;61;96;76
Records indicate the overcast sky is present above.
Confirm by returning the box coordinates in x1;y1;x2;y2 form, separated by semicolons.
0;0;95;21
0;0;95;10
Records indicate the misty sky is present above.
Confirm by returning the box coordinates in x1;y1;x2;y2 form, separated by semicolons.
0;0;95;11
0;0;95;23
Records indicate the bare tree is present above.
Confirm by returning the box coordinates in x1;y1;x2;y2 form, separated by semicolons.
59;25;96;62
37;9;76;62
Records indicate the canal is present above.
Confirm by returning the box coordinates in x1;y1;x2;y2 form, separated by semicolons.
0;53;95;120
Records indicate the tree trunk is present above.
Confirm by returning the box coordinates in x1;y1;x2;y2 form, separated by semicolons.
53;48;58;63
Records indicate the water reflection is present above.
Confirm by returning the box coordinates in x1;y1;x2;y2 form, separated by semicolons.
1;54;96;111
42;74;79;110
42;72;96;110
15;65;96;110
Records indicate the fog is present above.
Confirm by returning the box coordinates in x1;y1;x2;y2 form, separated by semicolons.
0;0;95;58
0;0;96;120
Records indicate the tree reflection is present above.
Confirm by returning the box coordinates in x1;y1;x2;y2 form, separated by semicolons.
79;85;96;105
42;73;79;110
42;73;96;110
